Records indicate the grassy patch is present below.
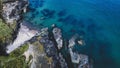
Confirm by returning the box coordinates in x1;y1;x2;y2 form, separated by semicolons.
0;18;13;43
0;44;29;68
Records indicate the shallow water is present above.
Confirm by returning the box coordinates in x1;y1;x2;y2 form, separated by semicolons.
24;0;120;68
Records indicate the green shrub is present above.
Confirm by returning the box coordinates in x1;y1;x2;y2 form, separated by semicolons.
0;19;13;43
0;44;29;68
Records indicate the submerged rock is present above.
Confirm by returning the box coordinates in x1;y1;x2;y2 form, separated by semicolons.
29;0;45;8
41;9;55;19
78;40;85;46
2;0;28;23
57;10;67;17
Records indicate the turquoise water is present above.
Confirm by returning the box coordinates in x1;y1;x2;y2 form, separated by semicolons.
24;0;120;68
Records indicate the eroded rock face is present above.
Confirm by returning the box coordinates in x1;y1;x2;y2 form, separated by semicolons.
23;44;50;68
5;22;92;68
2;0;28;23
59;53;68;68
27;27;92;68
68;35;92;68
78;54;91;68
39;28;60;68
40;28;57;57
6;22;38;53
39;27;68;68
22;27;68;68
52;27;63;49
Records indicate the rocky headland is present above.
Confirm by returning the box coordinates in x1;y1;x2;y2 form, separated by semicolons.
0;0;93;68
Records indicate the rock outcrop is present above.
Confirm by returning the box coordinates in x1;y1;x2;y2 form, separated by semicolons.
68;35;92;68
23;27;68;68
2;0;28;23
1;0;93;68
6;22;92;68
23;43;49;68
6;22;38;53
1;0;29;51
39;27;68;68
52;27;63;49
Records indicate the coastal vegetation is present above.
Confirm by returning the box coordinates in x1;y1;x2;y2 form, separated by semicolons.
30;37;53;65
0;0;2;13
0;0;93;68
0;44;29;68
0;19;13;43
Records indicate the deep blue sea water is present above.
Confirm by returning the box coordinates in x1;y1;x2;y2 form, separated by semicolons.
24;0;120;68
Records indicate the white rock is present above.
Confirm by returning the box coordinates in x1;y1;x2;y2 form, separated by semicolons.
52;28;63;49
23;44;46;68
2;0;28;23
6;23;38;53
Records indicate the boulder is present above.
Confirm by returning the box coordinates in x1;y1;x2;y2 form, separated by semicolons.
52;27;63;49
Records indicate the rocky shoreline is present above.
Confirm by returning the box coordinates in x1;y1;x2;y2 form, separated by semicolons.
2;0;28;23
1;0;93;68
